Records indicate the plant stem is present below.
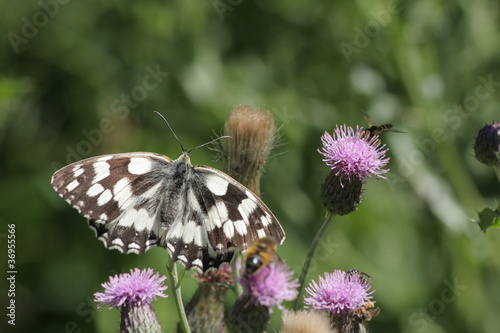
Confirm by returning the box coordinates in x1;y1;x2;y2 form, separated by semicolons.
167;258;191;333
494;165;500;184
293;213;336;310
231;252;244;299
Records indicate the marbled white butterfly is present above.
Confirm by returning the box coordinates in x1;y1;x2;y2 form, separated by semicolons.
51;116;285;272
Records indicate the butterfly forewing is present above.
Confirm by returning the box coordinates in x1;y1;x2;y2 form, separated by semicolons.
51;150;285;272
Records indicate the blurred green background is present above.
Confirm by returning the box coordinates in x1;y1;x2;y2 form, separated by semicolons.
1;0;499;332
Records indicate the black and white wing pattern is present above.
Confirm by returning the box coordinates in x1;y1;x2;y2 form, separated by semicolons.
51;151;285;272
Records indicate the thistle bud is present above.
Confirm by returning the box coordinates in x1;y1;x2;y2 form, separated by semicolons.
474;122;500;166
320;171;363;216
182;266;233;333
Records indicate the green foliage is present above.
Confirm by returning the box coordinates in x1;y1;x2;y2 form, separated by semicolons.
478;205;500;232
1;0;500;332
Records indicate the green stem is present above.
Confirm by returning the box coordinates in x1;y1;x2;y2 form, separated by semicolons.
231;251;244;299
293;213;336;310
494;165;500;184
167;259;191;333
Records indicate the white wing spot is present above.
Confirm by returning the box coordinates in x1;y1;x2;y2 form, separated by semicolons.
128;243;141;250
141;181;162;200
205;175;229;196
145;239;157;248
167;243;175;253
238;198;257;218
113;178;133;208
260;214;272;227
182;221;197;244
223;221;235;238
98;155;113;162
233;220;247;236
126;248;141;254
192;259;203;269
193;225;204;247
99;213;108;221
87;183;104;197
167;221;183;238
130;209;153;231
177;255;188;263
97;189;112;206
73;167;84;178
93;161;111;183
66;179;79;192
118;208;150;229
128;157;152;175
206;201;228;231
111;238;124;247
257;228;267;239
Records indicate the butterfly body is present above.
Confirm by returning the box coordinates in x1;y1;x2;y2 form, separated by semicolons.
51;150;285;272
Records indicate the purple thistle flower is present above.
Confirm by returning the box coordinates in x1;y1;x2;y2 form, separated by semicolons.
240;261;299;310
94;268;168;309
94;268;167;333
304;270;374;315
319;125;389;183
474;122;500;166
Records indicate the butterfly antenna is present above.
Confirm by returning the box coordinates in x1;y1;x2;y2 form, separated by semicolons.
188;136;231;153
154;111;186;152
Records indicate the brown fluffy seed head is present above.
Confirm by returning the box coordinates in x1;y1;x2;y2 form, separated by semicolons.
280;310;337;333
219;105;276;195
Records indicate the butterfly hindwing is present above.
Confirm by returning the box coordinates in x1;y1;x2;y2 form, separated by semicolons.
193;165;284;249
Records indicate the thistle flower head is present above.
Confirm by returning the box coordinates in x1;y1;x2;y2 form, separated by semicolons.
319;126;389;183
304;270;374;315
240;261;299;310
474;122;500;166
94;268;167;309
